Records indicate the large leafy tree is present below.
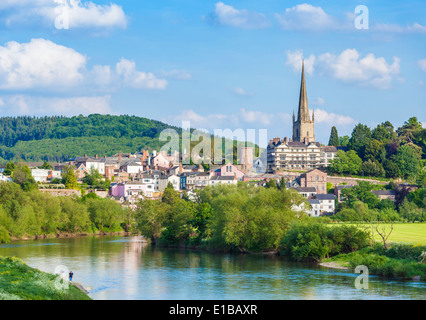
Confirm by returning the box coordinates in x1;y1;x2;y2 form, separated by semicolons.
328;126;340;146
11;163;37;191
3;162;15;176
329;150;362;175
348;124;372;160
364;139;387;163
396;117;423;144
63;166;78;190
392;145;422;179
372;121;397;143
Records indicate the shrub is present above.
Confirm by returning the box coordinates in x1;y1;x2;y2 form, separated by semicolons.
281;222;369;261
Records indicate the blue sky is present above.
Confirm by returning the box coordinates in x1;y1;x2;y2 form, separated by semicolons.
0;0;425;147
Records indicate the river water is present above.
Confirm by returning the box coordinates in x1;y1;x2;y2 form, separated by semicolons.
0;235;424;300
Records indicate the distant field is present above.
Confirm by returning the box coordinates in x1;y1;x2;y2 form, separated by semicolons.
337;223;426;245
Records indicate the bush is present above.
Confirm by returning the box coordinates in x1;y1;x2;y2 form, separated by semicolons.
281;222;369;262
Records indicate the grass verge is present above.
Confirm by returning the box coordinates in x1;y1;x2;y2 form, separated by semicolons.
0;256;91;300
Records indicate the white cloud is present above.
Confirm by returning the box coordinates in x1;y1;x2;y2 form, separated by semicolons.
285;50;315;75
275;4;352;31
313;109;356;126
116;59;168;90
1;0;127;30
286;49;401;89
418;59;426;72
0;95;113;116
234;87;254;97
0;39;167;91
0;38;86;89
240;108;273;126
208;2;271;29
373;22;426;34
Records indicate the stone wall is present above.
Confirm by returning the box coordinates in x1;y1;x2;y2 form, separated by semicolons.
327;176;388;186
39;189;80;197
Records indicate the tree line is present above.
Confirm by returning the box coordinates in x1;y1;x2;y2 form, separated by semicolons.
327;117;426;184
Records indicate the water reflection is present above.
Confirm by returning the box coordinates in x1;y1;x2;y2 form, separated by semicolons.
0;236;424;300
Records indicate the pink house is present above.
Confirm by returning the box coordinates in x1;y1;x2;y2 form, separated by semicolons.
151;153;170;169
214;164;245;181
111;182;155;198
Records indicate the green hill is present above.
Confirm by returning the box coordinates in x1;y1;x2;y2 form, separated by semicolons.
0;114;260;163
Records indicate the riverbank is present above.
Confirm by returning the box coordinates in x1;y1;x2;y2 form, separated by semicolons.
10;231;132;242
0;256;91;300
320;243;426;280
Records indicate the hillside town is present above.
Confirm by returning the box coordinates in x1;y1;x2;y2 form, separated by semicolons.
0;61;411;217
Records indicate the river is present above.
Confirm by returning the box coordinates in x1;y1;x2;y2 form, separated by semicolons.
0;235;424;300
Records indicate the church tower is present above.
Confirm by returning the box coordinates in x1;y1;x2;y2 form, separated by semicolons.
293;60;315;143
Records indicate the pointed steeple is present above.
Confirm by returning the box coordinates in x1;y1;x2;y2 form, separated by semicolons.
297;60;311;122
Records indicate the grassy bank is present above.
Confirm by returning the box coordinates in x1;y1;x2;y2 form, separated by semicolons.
0;256;91;300
323;243;426;280
332;223;426;245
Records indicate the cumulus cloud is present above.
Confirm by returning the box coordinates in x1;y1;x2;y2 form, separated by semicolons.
285;49;401;89
0;38;86;89
240;108;274;126
275;4;352;31
0;39;167;91
116;59;168;90
0;94;113;116
313;109;356;126
206;2;271;29
0;0;127;30
285;50;315;75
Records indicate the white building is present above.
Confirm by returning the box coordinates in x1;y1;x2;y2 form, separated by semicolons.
31;169;61;183
307;199;321;217
0;173;12;182
314;194;336;214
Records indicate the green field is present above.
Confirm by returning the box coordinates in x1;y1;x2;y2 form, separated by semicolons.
342;223;426;245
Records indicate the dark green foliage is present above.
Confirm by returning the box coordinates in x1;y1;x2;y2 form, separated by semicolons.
0;114;179;162
3;162;15;176
392;145;422;179
11;163;37;191
0;181;130;243
328;126;340;146
348;124;372;160
331;243;426;280
281;222;369;261
136;184;306;252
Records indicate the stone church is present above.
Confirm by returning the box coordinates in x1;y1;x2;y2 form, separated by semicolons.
267;61;343;173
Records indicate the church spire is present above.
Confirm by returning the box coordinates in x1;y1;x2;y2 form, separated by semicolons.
297;60;311;122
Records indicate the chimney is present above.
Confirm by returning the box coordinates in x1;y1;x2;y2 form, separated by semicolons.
179;163;183;174
118;154;122;162
95;154;98;159
84;154;87;158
